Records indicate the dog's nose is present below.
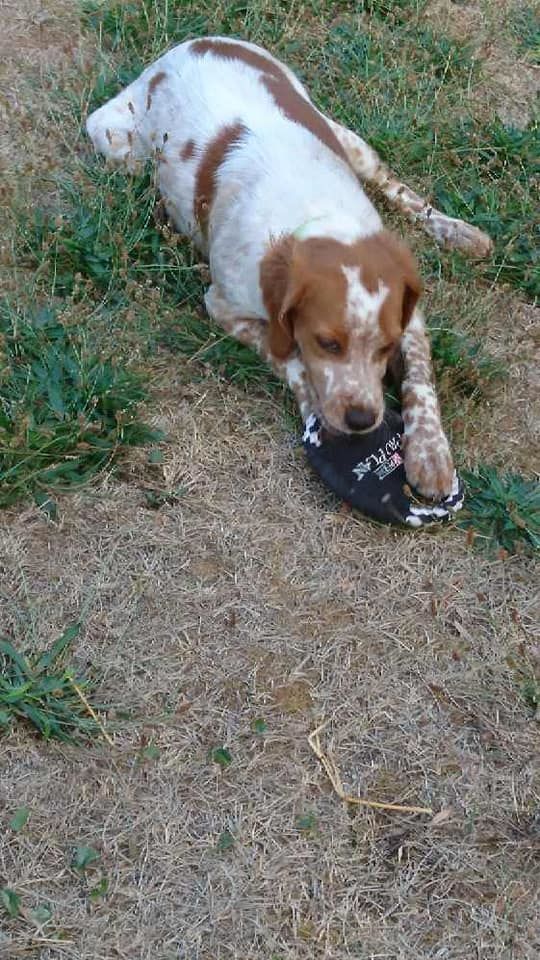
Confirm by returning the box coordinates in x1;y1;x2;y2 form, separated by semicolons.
345;406;377;432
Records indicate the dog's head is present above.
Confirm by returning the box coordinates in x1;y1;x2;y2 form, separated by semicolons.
260;231;421;433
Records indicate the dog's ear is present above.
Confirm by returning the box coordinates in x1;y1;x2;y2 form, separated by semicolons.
401;254;422;330
384;343;405;402
393;238;422;330
269;277;306;358
377;232;422;330
260;236;305;359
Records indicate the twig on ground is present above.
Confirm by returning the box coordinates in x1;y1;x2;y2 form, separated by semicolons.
308;721;433;815
69;678;115;747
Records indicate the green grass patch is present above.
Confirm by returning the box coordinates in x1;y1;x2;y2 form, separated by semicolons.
216;829;235;852
427;313;504;399
18;165;203;303
315;20;538;301
426;122;539;299
160;311;282;392
0;301;162;507
361;0;427;22
1;888;21;919
82;0;210;62
511;5;540;64
210;746;233;768
17;157;282;397
460;467;540;555
9;807;31;832
0;624;106;742
72;845;101;872
521;678;540;713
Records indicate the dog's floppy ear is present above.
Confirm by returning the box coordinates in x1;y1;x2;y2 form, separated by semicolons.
269;277;306;358
401;252;422;330
260;235;305;359
377;232;422;330
393;237;422;330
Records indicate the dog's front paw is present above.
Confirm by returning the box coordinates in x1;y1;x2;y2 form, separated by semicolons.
403;429;455;501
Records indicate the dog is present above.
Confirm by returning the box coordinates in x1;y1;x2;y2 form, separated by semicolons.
87;36;492;499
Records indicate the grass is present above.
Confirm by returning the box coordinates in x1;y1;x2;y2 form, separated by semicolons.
423;123;539;299
18;165;204;302
160;312;282;392
460;467;540;555
0;623;106;742
521;678;540;713
315;21;539;301
427;312;504;399
0;300;163;507
511;5;540;64
22;0;540;310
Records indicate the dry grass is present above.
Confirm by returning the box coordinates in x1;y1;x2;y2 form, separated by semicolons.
424;0;540;128
1;1;540;958
2;365;540;956
430;287;540;473
2;376;540;958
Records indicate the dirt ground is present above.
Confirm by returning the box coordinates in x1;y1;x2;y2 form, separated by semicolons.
1;2;540;959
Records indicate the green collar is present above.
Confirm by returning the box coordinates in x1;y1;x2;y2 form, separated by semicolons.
292;214;329;240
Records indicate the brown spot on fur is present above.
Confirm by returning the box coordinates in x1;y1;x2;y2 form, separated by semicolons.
146;71;167;112
147;70;167;111
261;235;351;359
260;74;348;165
191;38;284;80
181;139;196;161
260;234;297;358
105;128;112;145
149;70;167;93
127;131;133;146
194;123;248;236
191;37;349;166
128;101;135;114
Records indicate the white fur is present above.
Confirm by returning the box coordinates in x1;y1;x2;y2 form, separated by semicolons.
401;310;425;341
342;266;388;335
284;356;306;389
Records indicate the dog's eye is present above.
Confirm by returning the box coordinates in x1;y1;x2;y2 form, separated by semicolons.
316;336;342;354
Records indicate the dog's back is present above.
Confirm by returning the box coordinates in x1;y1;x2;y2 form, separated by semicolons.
86;36;381;302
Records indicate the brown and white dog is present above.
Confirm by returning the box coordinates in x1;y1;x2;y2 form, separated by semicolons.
87;37;492;499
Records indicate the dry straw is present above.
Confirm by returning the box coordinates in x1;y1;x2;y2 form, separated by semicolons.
308;721;433;816
69;678;115;748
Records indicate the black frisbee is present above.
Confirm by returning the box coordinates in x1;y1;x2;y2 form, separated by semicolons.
302;408;464;527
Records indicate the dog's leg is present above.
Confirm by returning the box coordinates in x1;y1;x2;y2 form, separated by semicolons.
398;310;455;500
204;285;315;418
326;118;492;258
87;86;148;172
